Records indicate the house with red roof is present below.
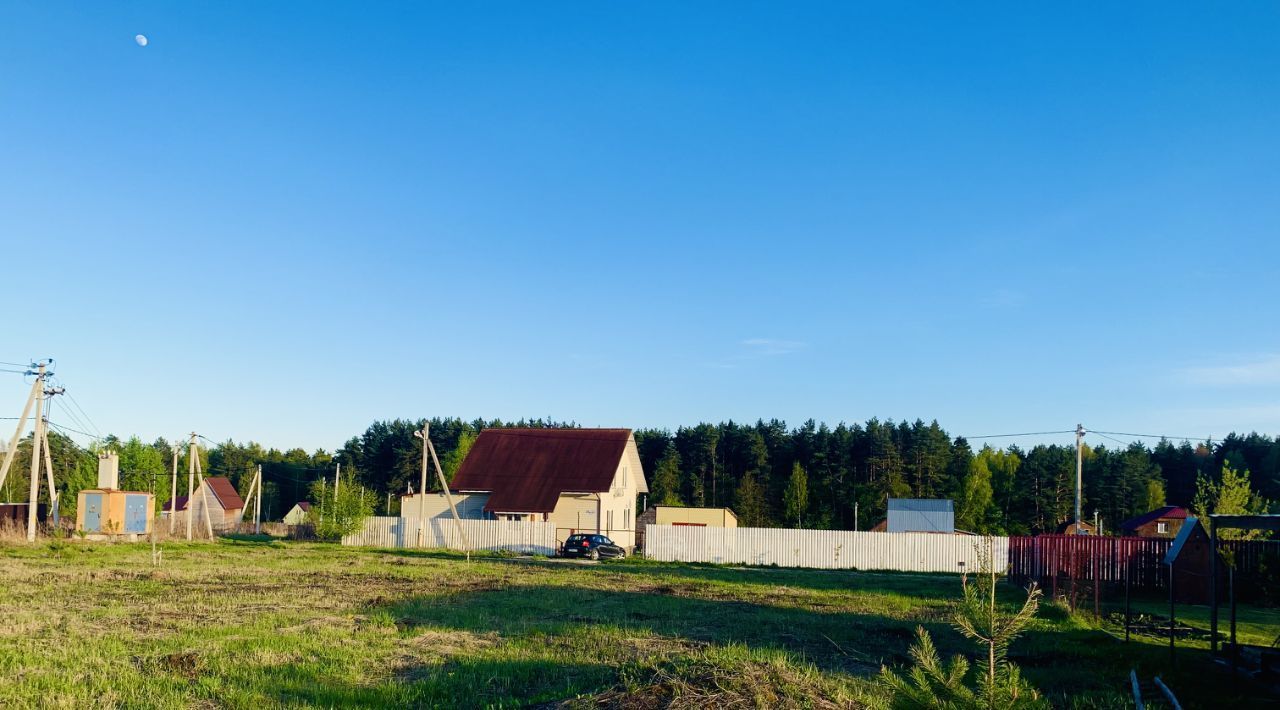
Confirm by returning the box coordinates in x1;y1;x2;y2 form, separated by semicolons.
1119;505;1188;538
161;476;245;530
282;501;312;526
403;428;648;550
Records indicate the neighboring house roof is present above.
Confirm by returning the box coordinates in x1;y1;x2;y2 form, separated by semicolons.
296;502;312;512
205;477;245;511
1120;506;1188;531
887;498;955;533
161;478;245;512
451;428;633;514
1056;520;1096;534
164;495;190;512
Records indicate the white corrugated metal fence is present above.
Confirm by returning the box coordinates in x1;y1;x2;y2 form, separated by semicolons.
342;516;558;555
644;524;1008;573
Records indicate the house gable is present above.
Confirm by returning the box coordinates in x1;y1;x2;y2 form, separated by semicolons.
450;428;634;514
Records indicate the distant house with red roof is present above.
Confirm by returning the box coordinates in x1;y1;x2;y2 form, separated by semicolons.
162;476;245;530
282;501;312;526
1120;506;1188;538
403;428;648;549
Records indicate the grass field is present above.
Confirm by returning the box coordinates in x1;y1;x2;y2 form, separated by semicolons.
0;538;1274;708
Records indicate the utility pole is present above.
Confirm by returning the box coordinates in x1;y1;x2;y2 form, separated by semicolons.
254;464;262;534
335;462;341;500
0;369;41;496
414;423;471;557
25;363;59;542
1075;423;1086;533
25;393;43;542
414;426;430;547
169;444;180;533
185;433;214;540
854;501;859;532
186;433;196;540
39;417;61;526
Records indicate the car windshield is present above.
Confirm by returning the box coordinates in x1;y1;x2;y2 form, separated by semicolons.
567;535;587;543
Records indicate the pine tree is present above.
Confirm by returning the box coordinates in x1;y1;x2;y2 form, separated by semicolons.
880;539;1045;709
440;430;477;485
650;443;683;506
734;471;768;527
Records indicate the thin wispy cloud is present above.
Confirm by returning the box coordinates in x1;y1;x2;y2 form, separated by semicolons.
740;338;809;356
1178;355;1280;386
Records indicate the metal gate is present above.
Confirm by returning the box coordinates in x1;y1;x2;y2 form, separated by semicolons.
124;494;148;533
83;493;103;532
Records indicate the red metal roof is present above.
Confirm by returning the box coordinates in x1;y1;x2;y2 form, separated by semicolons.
161;478;243;512
450;428;632;514
1120;506;1188;531
205;477;245;511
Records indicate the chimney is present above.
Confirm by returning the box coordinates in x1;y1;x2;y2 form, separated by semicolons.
97;451;120;489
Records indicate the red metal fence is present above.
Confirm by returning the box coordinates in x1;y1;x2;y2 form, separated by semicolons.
1008;534;1280;591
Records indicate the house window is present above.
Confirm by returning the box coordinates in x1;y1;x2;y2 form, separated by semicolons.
607;510;614;532
1157;522;1168;534
624;507;630;530
615;465;628;497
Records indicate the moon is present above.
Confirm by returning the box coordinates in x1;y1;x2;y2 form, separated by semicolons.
135;34;149;47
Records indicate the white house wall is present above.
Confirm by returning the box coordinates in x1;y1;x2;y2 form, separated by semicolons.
549;493;600;535
400;492;490;520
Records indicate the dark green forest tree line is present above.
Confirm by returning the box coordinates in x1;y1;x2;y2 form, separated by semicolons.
4;418;1276;535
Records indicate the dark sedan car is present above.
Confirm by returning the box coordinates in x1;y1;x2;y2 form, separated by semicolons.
561;534;626;561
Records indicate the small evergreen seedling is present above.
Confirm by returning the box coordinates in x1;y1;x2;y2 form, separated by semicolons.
879;538;1045;709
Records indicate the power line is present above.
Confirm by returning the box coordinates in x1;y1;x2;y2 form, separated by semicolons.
58;385;102;439
966;430;1076;439
45;420;99;441
48;399;93;442
1092;431;1132;447
1091;430;1213;443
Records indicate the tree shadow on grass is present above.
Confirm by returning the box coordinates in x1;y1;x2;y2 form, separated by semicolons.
373;585;949;677
371;585;1237;704
257;656;615;708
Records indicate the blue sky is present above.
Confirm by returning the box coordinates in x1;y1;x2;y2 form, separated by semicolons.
2;2;1278;452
